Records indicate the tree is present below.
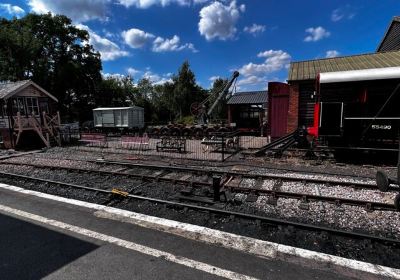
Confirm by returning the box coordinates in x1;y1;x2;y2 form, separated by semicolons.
172;61;206;119
0;13;102;121
97;75;132;107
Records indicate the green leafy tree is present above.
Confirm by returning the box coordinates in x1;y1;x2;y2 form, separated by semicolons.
172;61;206;119
97;75;132;107
0;13;102;121
152;82;175;123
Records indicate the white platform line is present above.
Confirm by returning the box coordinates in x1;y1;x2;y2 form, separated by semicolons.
0;203;259;280
0;183;399;279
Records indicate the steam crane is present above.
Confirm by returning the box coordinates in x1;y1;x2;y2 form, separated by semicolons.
190;71;239;125
147;71;239;138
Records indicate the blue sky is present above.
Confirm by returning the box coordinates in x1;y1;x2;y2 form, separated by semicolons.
0;0;399;90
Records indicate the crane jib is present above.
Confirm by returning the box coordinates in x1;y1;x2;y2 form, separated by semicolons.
206;71;239;118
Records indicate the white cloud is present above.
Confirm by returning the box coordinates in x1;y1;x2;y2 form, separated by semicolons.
117;0;212;8
102;73;127;80
105;69;172;85
127;67;141;77
304;26;330;42
28;0;110;22
77;24;129;61
238;50;291;77
152;35;198;52
198;1;245;41
209;75;220;81
235;49;290;90
90;33;129;60
122;28;155;48
331;5;356;22
0;3;25;16
237;75;265;88
117;0;192;8
142;71;172;85
243;23;266;36
326;50;340;58
122;28;196;53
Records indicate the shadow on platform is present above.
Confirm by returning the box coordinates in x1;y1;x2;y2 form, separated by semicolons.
0;213;99;279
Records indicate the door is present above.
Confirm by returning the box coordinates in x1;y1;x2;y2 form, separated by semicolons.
270;95;289;138
319;102;343;136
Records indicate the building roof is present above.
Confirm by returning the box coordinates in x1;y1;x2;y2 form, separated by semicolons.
377;16;400;52
0;80;30;99
0;80;58;101
288;51;400;82
227;91;267;105
93;106;143;111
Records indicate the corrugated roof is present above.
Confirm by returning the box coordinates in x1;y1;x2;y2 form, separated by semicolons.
0;80;31;99
0;80;58;101
377;16;400;52
227;91;267;105
288;51;400;82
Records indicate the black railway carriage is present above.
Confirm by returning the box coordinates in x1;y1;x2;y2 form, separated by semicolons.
307;67;400;153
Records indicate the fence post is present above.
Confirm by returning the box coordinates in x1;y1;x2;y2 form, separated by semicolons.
221;133;225;162
213;175;221;201
397;135;400;184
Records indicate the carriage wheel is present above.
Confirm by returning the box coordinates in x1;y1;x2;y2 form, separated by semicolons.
194;129;204;139
190;102;201;116
170;127;181;137
182;128;192;138
218;127;229;133
160;128;170;137
151;128;160;138
205;128;215;137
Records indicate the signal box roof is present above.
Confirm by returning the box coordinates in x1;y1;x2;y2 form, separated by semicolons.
0;80;58;101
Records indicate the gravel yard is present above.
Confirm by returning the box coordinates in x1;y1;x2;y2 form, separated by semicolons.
1;146;399;241
1;145;399;268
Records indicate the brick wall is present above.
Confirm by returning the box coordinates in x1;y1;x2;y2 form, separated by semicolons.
287;83;299;133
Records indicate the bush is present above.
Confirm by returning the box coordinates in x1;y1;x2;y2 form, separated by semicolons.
176;115;195;125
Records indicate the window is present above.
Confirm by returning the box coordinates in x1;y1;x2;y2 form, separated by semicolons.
13;97;26;115
11;99;18;115
115;110;122;126
0;101;4;117
26;97;39;115
239;108;261;119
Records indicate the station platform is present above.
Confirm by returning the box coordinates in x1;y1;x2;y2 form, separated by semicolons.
0;184;396;280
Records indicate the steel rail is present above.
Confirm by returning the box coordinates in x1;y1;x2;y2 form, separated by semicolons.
0;161;397;211
0;170;399;246
28;153;386;180
94;159;399;191
30;148;396;181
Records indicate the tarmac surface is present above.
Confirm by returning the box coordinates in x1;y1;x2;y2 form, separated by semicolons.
0;186;367;280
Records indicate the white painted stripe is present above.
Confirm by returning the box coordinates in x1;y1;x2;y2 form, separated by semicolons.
0;203;259;280
0;183;399;279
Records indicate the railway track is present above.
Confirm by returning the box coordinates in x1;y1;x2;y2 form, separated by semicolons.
23;150;396;182
93;159;397;190
0;160;398;211
0;170;399;247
